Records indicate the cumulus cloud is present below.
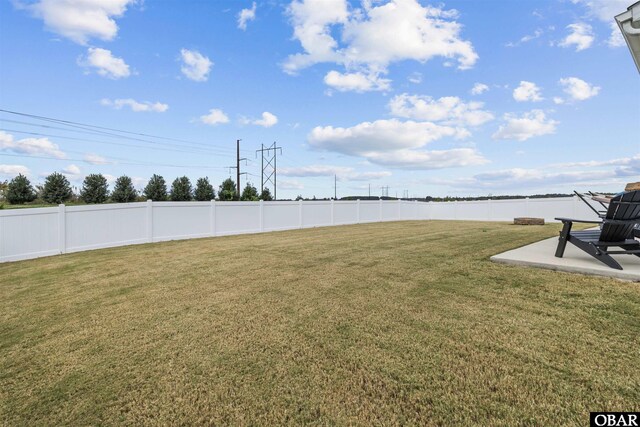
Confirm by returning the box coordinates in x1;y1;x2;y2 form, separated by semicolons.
0;130;66;159
100;98;168;112
308;119;486;169
199;109;230;126
571;0;629;47
280;165;392;181
19;0;136;45
558;23;594;51
492;110;558;141
513;81;543;102
180;49;213;82
284;0;477;91
83;153;108;165
242;112;278;127
324;70;391;92
79;47;130;79
470;83;489;95
388;94;494;127
238;2;257;30
0;164;30;177
558;77;600;101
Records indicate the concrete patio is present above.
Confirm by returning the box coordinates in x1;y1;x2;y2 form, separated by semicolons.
491;232;640;282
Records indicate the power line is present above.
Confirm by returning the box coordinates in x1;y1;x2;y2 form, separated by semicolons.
0;152;229;170
0;128;235;157
0;108;232;150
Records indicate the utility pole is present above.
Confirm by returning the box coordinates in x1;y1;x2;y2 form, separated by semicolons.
334;174;337;200
256;142;282;200
229;139;247;198
368;183;371;198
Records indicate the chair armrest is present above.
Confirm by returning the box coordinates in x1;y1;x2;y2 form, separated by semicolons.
555;217;602;224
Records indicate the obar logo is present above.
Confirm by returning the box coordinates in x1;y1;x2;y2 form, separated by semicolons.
591;412;639;427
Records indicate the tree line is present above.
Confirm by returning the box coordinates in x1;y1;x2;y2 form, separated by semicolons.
2;173;273;205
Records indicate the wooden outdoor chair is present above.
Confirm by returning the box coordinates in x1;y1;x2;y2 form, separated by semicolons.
555;190;640;270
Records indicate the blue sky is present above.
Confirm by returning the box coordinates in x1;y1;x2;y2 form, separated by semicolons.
0;0;638;199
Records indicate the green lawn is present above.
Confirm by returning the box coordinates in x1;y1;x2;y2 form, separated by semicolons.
1;221;638;425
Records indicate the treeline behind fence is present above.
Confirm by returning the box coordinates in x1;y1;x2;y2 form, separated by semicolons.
0;197;599;263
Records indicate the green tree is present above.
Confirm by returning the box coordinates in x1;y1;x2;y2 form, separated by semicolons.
41;172;73;204
259;187;273;201
218;178;238;201
111;175;138;203
194;177;215;201
143;174;167;201
80;174;109;204
6;174;37;204
170;176;193;201
240;182;259;201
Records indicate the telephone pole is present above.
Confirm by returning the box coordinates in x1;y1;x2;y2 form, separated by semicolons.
229;139;247;197
256;142;282;200
334;174;337;200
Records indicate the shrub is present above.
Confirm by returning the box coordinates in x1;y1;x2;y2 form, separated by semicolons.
194;177;215;201
170;176;193;201
6;174;37;204
111;175;138;203
259;188;273;201
80;174;109;204
218;178;237;201
143;174;167;201
41;172;73;204
241;183;259;201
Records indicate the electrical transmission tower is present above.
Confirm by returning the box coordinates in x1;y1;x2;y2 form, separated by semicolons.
380;186;389;198
256;142;282;200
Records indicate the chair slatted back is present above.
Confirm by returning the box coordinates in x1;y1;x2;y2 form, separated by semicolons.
600;190;640;242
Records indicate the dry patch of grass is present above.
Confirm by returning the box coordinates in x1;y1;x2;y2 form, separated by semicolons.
1;221;638;425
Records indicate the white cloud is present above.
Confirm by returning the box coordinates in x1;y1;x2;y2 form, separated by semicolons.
0;165;30;177
324;70;391;92
308;119;486;169
388;94;494;127
513;81;543;102
199;109;230;126
365;148;488;169
558;77;600;101
553;97;565;105
284;0;477;90
470;83;489;95
100;98;168;112
279;180;305;190
0;130;66;159
280;165;392;181
570;0;629;47
506;28;543;47
492;110;558;141
243;111;278;127
408;72;422;84
63;164;81;175
83;153;108;165
558;23;594;51
20;0;136;45
79;47;130;79
180;49;213;82
238;2;257;30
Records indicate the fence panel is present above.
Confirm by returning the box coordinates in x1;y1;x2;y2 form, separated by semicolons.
0;208;59;262
152;202;211;242
66;203;147;252
263;201;299;231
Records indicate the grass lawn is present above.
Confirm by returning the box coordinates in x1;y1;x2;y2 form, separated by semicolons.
1;221;638;425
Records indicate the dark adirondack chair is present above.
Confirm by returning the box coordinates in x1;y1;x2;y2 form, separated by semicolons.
555;190;640;270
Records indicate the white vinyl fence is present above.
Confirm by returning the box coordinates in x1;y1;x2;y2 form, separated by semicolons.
0;197;599;263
